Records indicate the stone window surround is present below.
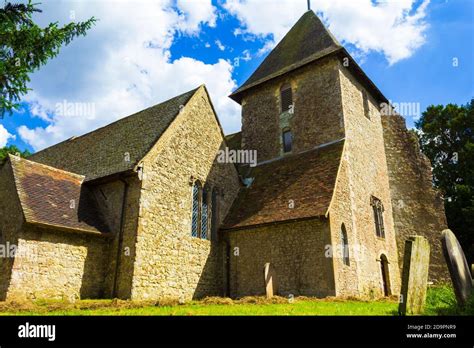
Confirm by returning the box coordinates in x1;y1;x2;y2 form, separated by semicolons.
282;128;293;154
362;90;370;120
191;179;202;238
371;196;386;239
189;176;220;241
340;223;350;266
280;83;293;113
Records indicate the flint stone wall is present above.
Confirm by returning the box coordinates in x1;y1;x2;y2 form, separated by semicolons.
227;218;335;298
382;115;449;283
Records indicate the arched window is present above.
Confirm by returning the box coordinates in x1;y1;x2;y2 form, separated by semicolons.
201;185;210;239
282;129;293;153
211;188;219;241
280;84;293;113
191;181;202;237
341;224;350;266
371;196;385;238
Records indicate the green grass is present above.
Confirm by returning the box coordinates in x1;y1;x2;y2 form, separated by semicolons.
424;285;474;315
0;298;398;316
0;286;470;316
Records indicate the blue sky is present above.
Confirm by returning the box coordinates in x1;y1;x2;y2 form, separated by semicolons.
1;0;473;153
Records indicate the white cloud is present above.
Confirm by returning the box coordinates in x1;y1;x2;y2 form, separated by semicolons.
176;0;217;34
0;125;15;147
18;0;240;151
215;39;226;51
224;0;430;64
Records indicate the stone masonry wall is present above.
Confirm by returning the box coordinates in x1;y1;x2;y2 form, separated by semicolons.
328;157;361;296
0;162;24;300
382;115;449;283
91;176;142;299
227;218;335;298
240;56;345;163
336;65;401;297
6;225;110;300
130;86;241;301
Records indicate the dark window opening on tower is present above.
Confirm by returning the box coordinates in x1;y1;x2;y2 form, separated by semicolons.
363;90;370;119
282;130;293;153
280;85;293;113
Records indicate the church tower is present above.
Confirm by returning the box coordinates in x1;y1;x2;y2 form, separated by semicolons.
226;10;448;295
229;10;387;163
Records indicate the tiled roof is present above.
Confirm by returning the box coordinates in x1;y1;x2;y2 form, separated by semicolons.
222;140;344;230
229;11;388;105
8;155;110;235
230;11;341;102
30;87;199;181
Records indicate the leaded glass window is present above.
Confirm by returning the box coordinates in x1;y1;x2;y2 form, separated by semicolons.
201;187;209;239
371;196;385;238
341;224;350;266
191;181;201;237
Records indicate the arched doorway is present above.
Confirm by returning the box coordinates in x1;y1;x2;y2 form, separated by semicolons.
380;254;391;296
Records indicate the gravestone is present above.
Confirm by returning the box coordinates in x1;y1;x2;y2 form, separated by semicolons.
441;229;473;306
264;263;277;298
399;236;430;315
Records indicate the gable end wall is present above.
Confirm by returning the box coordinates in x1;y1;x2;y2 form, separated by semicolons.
0;162;24;300
130;87;241;301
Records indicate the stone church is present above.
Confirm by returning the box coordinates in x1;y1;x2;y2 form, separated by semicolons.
0;11;448;301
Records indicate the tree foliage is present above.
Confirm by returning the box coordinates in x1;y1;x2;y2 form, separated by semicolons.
0;144;31;164
416;99;474;263
0;1;96;116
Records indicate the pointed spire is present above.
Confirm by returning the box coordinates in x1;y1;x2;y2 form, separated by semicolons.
230;10;341;103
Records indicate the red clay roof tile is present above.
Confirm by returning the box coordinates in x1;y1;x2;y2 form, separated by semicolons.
222;140;344;230
8;155;110;235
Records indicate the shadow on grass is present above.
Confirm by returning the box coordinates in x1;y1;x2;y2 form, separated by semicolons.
386;285;473;316
424;285;474;316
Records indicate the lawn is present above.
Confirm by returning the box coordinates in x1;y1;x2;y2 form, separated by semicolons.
0;285;470;316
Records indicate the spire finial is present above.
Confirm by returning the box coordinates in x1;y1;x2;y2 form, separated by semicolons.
307;0;311;11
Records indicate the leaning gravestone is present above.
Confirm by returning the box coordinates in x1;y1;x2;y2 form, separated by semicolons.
399;236;431;315
441;229;473;306
264;263;277;298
